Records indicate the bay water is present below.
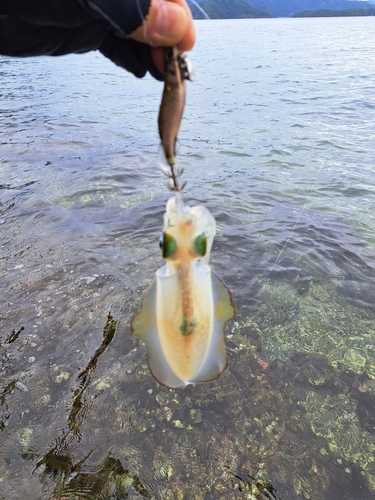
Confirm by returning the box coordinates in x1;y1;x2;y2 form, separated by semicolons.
1;17;375;499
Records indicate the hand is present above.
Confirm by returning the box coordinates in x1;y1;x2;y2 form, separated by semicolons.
0;0;194;80
129;0;195;73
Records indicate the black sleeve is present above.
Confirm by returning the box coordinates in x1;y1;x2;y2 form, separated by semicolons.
0;0;165;80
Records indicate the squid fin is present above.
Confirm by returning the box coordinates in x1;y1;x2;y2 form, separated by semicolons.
131;279;189;389
193;272;236;383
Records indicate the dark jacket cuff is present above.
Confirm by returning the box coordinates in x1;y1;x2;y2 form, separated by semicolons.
99;33;165;81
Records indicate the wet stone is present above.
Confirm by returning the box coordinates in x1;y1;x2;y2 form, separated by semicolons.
40;395;51;405
288;353;336;388
15;381;28;392
156;392;171;406
357;392;375;434
189;409;203;424
367;364;375;381
54;371;70;384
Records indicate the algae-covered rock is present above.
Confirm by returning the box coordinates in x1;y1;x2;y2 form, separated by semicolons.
344;349;367;374
189;409;203;424
17;427;33;449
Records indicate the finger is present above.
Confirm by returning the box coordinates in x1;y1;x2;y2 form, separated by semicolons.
151;46;165;74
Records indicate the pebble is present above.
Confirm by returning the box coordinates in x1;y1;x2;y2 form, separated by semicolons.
40;395;51;405
15;381;28;392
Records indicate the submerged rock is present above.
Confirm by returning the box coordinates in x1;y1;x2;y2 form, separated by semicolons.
288;353;336;388
344;350;367;375
356;392;375;434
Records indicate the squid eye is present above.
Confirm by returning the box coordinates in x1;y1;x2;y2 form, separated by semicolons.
162;232;177;259
159;234;164;250
194;233;207;257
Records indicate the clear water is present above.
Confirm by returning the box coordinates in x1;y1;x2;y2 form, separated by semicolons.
1;17;375;500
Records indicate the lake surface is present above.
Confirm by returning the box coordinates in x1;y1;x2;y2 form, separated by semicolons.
1;16;375;500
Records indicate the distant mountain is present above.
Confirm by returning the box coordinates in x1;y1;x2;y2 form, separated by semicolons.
188;0;272;19
242;0;374;17
188;0;375;17
293;7;375;15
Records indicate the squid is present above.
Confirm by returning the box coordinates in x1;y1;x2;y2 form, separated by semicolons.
131;194;236;389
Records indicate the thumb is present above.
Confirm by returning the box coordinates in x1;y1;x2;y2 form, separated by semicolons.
130;0;192;49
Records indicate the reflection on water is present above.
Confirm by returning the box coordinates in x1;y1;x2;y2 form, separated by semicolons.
33;314;153;499
1;16;375;500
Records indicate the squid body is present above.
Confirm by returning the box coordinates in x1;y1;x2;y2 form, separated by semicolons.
131;195;235;389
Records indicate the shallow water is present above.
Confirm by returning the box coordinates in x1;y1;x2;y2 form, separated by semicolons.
1;16;375;500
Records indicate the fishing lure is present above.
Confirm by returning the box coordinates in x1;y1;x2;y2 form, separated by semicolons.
158;45;193;191
131;194;235;389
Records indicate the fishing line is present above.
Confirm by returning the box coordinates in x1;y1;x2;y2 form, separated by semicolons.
258;163;323;282
136;0;211;45
188;0;211;19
